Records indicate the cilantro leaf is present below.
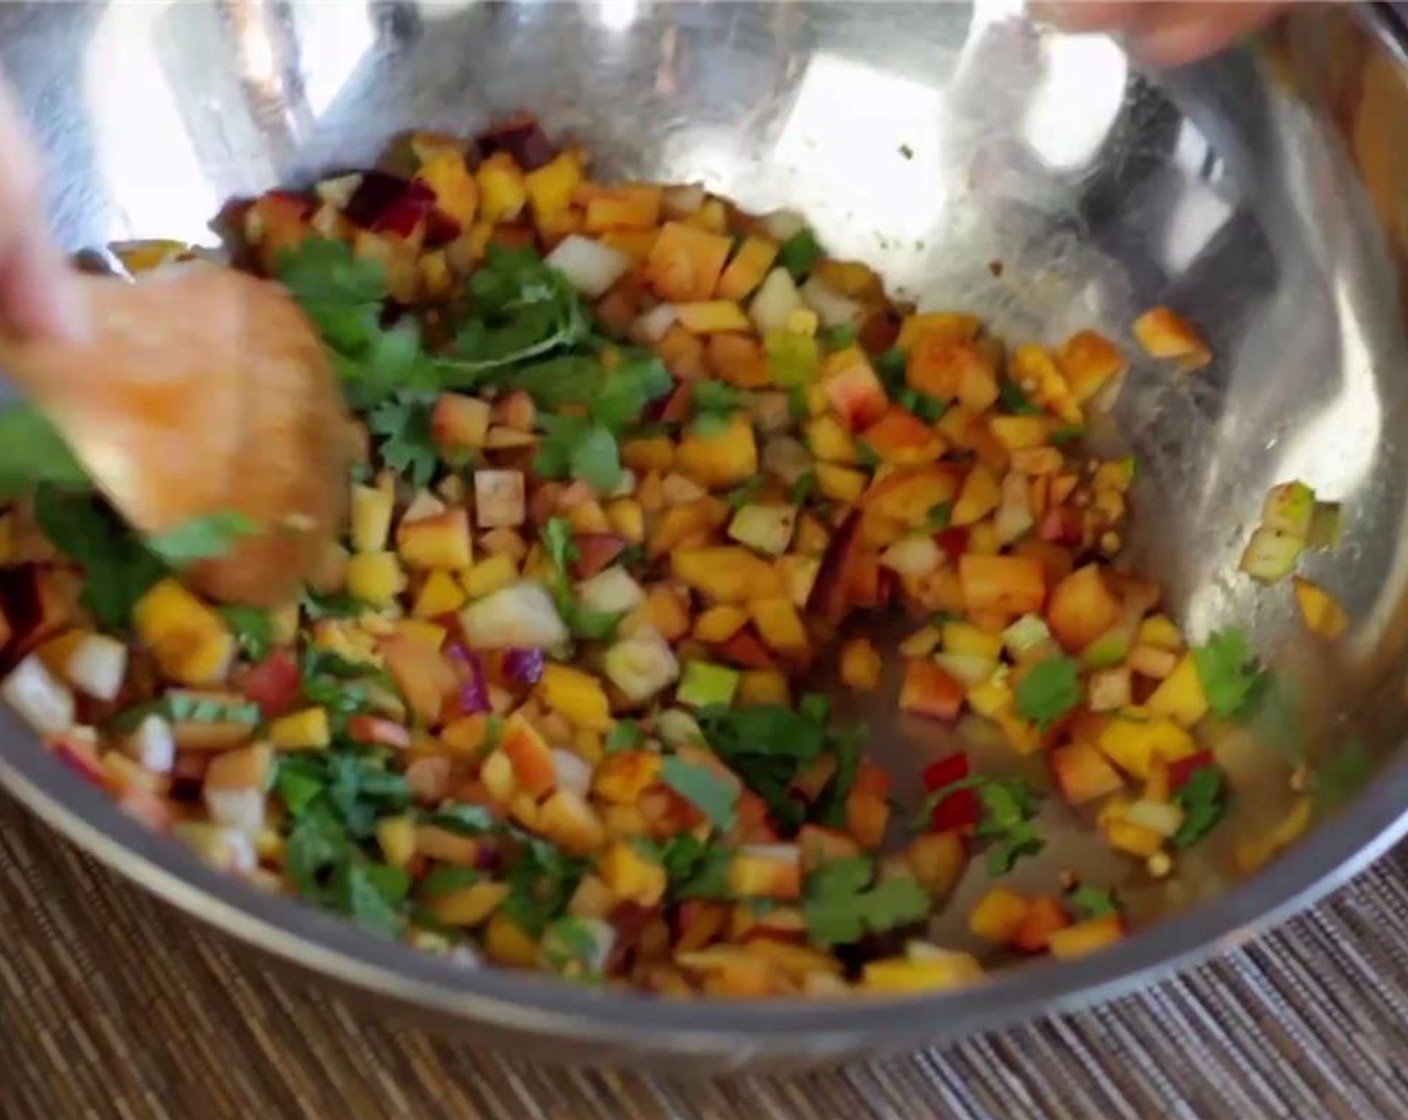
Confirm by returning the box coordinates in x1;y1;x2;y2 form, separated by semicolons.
418;865;482;897
605;721;644;753
1015;656;1080;731
998;380;1042;415
1068;884;1120;920
299;587;366;620
540;915;605;980
778;228;822;281
534;414;623;493
539;516;623;640
423;802;497;835
821;323;858;350
1172;766;1228;849
658;836;733;900
445;245;590;375
913;773;1045;875
219;606;275;662
0;404;90;498
660;755;739;831
499;831;586;936
803;857;930;947
369;389;439;487
145;511;258;567
33;488;167;630
1313;737;1373;812
111;692;262;733
1192;629;1267;720
689;380;746;434
925;502;952;532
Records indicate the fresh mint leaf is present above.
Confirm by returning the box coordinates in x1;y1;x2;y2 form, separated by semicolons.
145;511;258;567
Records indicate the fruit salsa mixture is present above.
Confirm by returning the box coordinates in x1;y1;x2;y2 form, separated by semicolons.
0;117;1349;997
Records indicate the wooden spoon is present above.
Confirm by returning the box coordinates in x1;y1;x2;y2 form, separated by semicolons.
0;261;353;606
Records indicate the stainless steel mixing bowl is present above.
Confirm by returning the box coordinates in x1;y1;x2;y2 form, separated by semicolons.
4;0;1408;1069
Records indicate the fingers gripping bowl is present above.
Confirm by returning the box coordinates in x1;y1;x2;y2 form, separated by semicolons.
0;0;1408;1070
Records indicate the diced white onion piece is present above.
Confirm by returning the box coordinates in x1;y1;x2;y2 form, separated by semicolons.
127;714;176;774
1003;614;1051;654
655;708;702;748
760;209;807;242
662;183;706;216
402;489;446;524
552;749;594;798
314;172;363;208
739;842;800;864
459;581;570;649
602;628;680;704
473;469;527;529
173;823;257;874
632;303;678;344
609;469;637;499
799;275;863;328
1;654;74;737
576;566;646;616
65;633;128;702
545;235;633;298
880;534;942;577
1125;799;1186;839
748;267;803;334
204;787;266;835
762;435;814;485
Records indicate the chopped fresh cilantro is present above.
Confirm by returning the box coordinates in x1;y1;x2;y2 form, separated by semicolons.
779;228;823;281
283;797;410;938
788;471;817;506
822;323;858;350
660;755;738;831
1192;629;1267;720
998;380;1042;415
689;380;745;435
111;691;262;734
219;606;275;663
899;143;915;160
418;865;482;897
300;587;365;620
499;831;586;936
914;773;1045;875
803;857;931;947
1313;737;1373;812
1051;424;1085;446
368;389;440;488
445;244;591;375
925;502;953;532
605;721;644;754
0;404;90;498
1068;884;1120;920
660;836;734;900
534;413;623;493
33;488;167;631
1015;656;1080;730
1172;766;1228;849
540;516;623;641
145;511;257;567
911;393;949;423
423;802;497;835
540;915;604;979
726;476;767;509
787;385;811;424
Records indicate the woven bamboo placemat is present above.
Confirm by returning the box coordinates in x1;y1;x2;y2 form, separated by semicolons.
3;797;1408;1119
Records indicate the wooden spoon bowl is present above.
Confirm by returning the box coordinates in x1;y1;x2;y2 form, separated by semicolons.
0;262;352;605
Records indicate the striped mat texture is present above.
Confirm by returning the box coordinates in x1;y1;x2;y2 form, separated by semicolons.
2;794;1407;1120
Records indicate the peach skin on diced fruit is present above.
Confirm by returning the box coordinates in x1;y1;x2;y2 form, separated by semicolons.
717;235;779;302
498;713;557;799
726;846;803;900
1050;741;1124;805
859;465;961;529
860;409;944;466
1013;896;1071;953
1132;306;1210;369
646;221;733;302
904;830;967;898
1048;913;1124;960
1293;576;1348;639
822;347;888;432
846;760;891;848
970;887;1030;944
958;554;1046;615
899;659;965;721
673;547;783;602
1057;329;1127;403
675;414;758;489
600;839;668;906
1047;566;1120;653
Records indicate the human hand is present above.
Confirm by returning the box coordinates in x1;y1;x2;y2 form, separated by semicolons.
0;79;84;342
1032;1;1287;67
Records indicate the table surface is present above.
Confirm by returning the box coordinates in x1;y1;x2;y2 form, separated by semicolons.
3;798;1408;1119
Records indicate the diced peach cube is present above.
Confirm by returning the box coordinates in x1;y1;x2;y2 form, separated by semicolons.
345;552;407;607
1133;306;1211;369
599;839;668;906
397;509;473;571
132;579;236;687
432;393;492;452
839;637;883;691
970;887;1031;944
